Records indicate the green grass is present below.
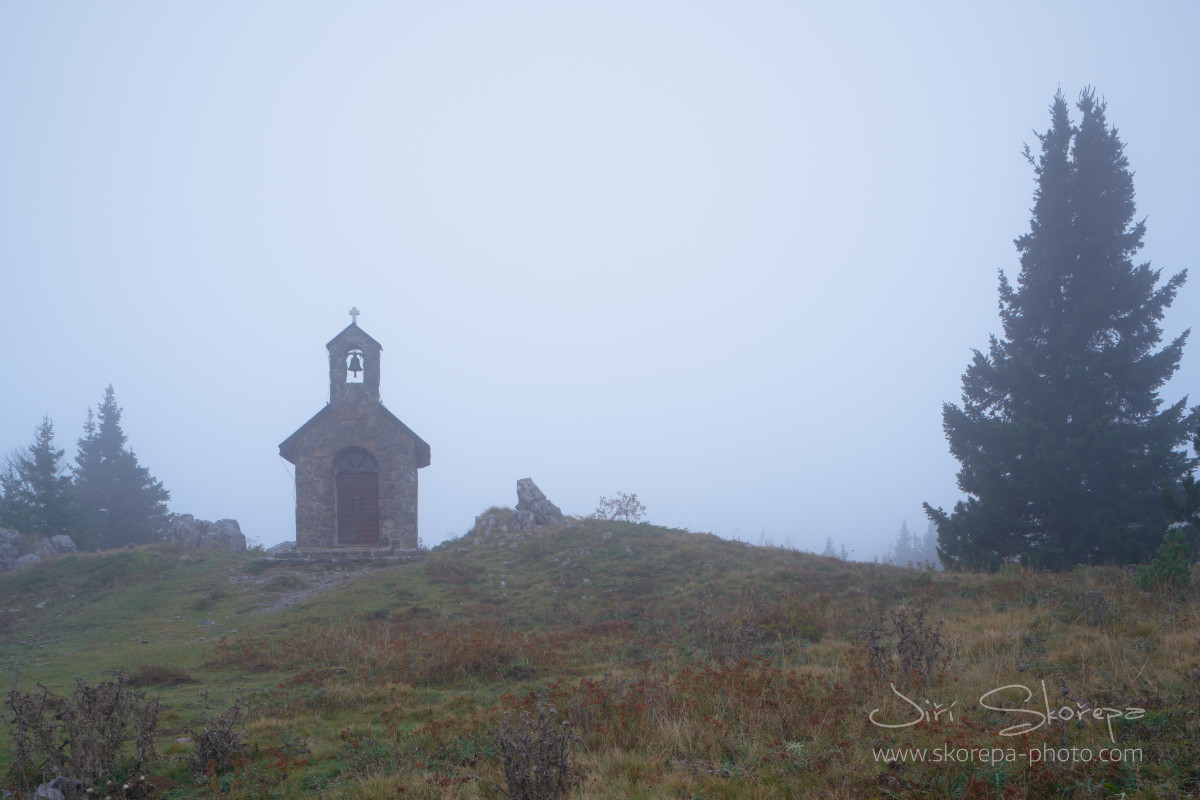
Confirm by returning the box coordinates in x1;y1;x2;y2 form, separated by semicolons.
2;522;1198;799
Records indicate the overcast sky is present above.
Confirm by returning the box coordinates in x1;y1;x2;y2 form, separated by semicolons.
2;2;1198;555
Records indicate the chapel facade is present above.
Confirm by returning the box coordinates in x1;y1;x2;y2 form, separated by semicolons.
278;311;430;550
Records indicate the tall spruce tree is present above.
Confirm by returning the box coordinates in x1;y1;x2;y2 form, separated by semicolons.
925;89;1200;570
890;520;915;566
72;386;171;548
0;416;86;543
919;521;939;566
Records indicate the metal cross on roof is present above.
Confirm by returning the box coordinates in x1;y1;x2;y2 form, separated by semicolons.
349;306;360;324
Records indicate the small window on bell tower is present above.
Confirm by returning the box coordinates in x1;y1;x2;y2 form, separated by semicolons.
346;350;365;384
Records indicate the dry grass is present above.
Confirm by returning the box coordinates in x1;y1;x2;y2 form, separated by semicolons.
3;525;1198;798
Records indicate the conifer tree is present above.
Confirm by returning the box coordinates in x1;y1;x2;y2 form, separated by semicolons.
925;89;1199;570
72;386;171;548
891;520;915;566
0;416;86;543
918;521;939;566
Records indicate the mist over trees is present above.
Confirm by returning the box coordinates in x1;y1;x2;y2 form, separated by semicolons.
884;520;938;568
0;416;86;543
0;386;171;550
821;536;849;560
925;89;1200;571
73;386;171;548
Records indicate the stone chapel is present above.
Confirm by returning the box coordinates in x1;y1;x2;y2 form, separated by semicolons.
279;310;430;550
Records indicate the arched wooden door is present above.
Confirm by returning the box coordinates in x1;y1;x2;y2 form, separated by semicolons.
335;448;378;546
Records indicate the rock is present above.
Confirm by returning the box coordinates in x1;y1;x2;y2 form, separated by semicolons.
13;554;43;570
512;478;566;530
7;534;78;561
166;515;247;553
46;776;82;796
601;530;613;540
48;535;77;554
266;541;296;555
212;519;246;550
33;783;64;800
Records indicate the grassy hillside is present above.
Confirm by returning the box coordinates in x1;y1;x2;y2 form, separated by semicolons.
1;521;1197;799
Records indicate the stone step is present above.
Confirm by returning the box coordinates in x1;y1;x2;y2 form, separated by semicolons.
254;549;425;567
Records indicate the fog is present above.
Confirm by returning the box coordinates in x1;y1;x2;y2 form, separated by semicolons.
2;2;1198;556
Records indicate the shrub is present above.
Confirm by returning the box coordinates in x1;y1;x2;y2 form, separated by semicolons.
125;663;199;688
863;607;949;685
5;677;160;788
593;492;646;523
496;699;579;800
1137;525;1195;594
1076;589;1110;627
187;695;249;777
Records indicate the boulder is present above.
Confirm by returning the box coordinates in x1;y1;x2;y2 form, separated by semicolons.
266;541;296;555
167;515;247;553
48;535;77;554
33;784;64;800
13;554;43;570
512;478;566;530
38;777;82;800
0;529;80;572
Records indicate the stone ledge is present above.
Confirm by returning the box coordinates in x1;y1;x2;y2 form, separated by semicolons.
254;549;426;568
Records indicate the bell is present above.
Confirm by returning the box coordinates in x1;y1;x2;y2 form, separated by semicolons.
348;353;364;376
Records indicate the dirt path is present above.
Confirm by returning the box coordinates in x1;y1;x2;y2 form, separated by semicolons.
224;561;417;615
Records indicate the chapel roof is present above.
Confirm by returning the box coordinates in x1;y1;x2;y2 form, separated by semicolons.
278;403;431;469
326;322;383;351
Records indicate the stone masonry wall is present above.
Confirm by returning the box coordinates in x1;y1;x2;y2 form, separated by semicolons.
292;399;419;550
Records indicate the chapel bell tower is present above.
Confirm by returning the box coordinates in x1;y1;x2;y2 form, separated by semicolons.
328;306;382;405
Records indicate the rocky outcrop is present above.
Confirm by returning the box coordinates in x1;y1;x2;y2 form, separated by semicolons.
463;479;568;541
470;507;514;537
166;515;247;553
46;535;77;554
513;478;566;530
0;527;78;572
